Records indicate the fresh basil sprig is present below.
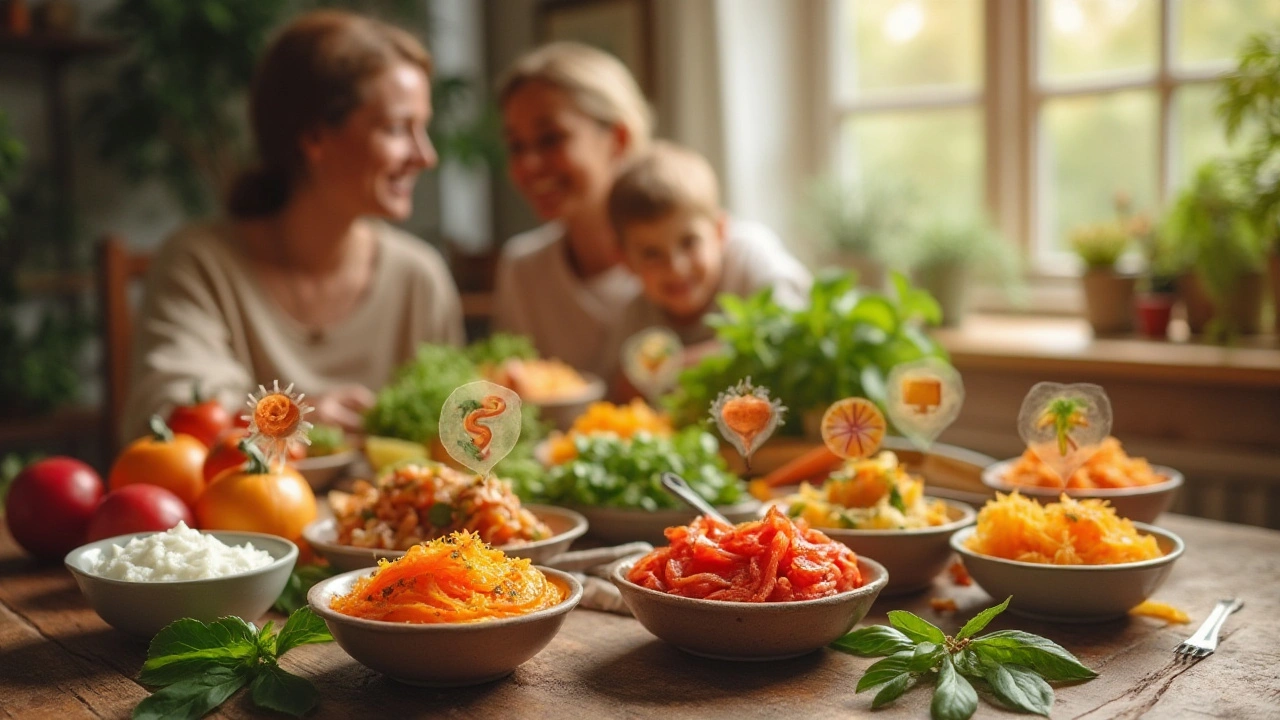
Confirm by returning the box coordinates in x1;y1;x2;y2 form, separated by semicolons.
133;609;333;720
832;597;1097;719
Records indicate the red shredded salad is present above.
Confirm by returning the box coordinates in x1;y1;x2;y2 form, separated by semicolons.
627;506;863;602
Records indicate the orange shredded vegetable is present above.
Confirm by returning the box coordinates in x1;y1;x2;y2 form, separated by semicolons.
1004;437;1167;489
965;492;1162;565
329;531;563;623
930;597;958;613
627;506;863;602
948;560;972;586
1129;600;1190;624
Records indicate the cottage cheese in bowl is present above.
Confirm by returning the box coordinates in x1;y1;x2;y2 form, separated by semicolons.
84;522;275;582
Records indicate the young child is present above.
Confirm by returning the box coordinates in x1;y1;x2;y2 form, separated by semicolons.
604;141;811;389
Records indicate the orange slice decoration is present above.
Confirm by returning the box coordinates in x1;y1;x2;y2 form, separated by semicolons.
820;397;886;460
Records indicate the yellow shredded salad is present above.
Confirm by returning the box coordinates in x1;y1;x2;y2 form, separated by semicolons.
964;491;1163;565
783;451;950;530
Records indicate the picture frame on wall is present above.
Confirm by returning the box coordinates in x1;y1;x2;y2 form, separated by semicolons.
536;0;655;98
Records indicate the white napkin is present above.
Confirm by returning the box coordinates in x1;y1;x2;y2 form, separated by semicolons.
543;542;652;616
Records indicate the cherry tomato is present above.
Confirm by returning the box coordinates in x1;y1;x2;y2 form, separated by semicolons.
204;430;304;484
167;385;233;448
86;485;193;542
109;416;207;509
5;457;104;560
196;441;316;541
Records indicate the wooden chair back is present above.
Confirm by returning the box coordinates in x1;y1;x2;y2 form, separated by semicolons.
98;235;151;450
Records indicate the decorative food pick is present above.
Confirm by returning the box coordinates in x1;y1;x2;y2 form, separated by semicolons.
438;381;522;478
244;380;313;467
886;358;965;449
621;327;683;401
820;397;886;460
709;378;785;469
1016;382;1113;484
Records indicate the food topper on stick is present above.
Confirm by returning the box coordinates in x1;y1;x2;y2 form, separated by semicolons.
886;358;965;450
821;397;887;460
244;380;313;468
1016;382;1112;484
621;327;683;402
709;378;786;470
439;381;522;478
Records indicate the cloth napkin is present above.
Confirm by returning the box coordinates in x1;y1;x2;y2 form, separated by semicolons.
543;542;652;615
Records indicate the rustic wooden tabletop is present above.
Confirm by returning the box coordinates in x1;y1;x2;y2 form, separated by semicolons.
2;513;1276;720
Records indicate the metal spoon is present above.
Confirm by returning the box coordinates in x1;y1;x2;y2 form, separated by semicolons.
661;472;731;525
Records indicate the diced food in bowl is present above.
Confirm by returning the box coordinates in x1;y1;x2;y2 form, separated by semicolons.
782;451;950;530
1001;437;1167;489
83;521;274;581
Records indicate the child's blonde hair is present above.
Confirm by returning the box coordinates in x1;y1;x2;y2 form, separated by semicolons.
607;141;721;235
499;42;652;157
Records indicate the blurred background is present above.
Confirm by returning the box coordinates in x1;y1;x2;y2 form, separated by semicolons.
0;0;1277;525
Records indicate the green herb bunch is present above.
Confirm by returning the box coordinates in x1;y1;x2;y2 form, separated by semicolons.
134;609;333;720
833;597;1096;719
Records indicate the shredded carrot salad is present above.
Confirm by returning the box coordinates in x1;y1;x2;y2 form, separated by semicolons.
627;506;863;602
964;492;1162;565
1004;437;1167;489
329;531;563;623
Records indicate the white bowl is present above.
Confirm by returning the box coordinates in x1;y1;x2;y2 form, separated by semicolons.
807;499;976;596
309;566;582;686
950;524;1184;623
294;450;359;491
611;556;888;660
571;499;762;545
303;504;588;573
65;530;297;638
982;459;1184;524
529;373;607;432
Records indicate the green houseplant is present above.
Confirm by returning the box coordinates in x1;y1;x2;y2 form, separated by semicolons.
903;214;1020;328
1067;195;1147;335
804;177;913;290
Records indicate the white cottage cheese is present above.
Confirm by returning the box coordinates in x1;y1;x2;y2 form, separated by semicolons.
85;522;275;582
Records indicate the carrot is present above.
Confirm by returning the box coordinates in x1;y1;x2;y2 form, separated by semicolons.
761;444;843;488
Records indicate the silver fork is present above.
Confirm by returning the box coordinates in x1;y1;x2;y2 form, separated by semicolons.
1175;598;1243;661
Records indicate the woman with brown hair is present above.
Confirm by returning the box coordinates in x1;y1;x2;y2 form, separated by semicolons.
121;10;462;441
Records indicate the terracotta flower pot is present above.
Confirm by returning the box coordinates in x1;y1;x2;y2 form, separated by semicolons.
1081;270;1136;335
1178;271;1265;335
1134;293;1174;339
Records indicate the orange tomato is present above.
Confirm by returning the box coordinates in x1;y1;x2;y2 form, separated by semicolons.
109;416;208;510
196;442;316;541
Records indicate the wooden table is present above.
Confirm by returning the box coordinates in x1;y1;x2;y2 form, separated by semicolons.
3;514;1277;720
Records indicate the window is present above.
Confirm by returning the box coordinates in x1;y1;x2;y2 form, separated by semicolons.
825;0;1280;275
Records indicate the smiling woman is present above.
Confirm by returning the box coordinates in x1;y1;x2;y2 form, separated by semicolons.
120;11;464;443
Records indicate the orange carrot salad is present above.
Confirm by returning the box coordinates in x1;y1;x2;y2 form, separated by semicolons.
1003;437;1167;489
330;531;563;623
964;492;1162;565
627;506;863;602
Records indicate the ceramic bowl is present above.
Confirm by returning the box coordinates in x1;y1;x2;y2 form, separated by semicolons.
611;556;888;660
809;499;976;596
294;450;359;491
65;530;297;638
950;524;1184;623
303;504;588;573
982;460;1184;524
309;566;582;686
531;373;607;432
572;499;762;545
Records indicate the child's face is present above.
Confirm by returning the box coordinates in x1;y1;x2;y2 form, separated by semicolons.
622;207;726;321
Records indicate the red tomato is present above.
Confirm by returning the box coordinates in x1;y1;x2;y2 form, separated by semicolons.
203;430;304;484
5;457;104;560
86;485;193;541
167;387;233;448
110;416;207;509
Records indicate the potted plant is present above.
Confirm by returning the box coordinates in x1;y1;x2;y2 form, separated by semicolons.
1159;160;1267;339
804;176;912;290
903;215;1020;328
1068;218;1136;335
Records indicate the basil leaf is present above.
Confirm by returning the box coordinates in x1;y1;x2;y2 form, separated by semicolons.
249;664;321;717
888;610;946;644
872;672;914;709
274;564;337;615
830;625;915;657
931;655;978;720
951;647;983;677
275;608;334;657
956;596;1011;640
909;642;944;671
985;662;1054;716
132;666;249;720
971;630;1097;681
139;618;257;686
856;651;914;693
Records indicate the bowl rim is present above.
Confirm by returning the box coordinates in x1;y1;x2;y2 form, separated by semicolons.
294;449;360;469
302;504;589;559
610;554;889;610
981;459;1185;498
64;529;298;587
949;523;1185;571
308;565;584;632
766;496;977;537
